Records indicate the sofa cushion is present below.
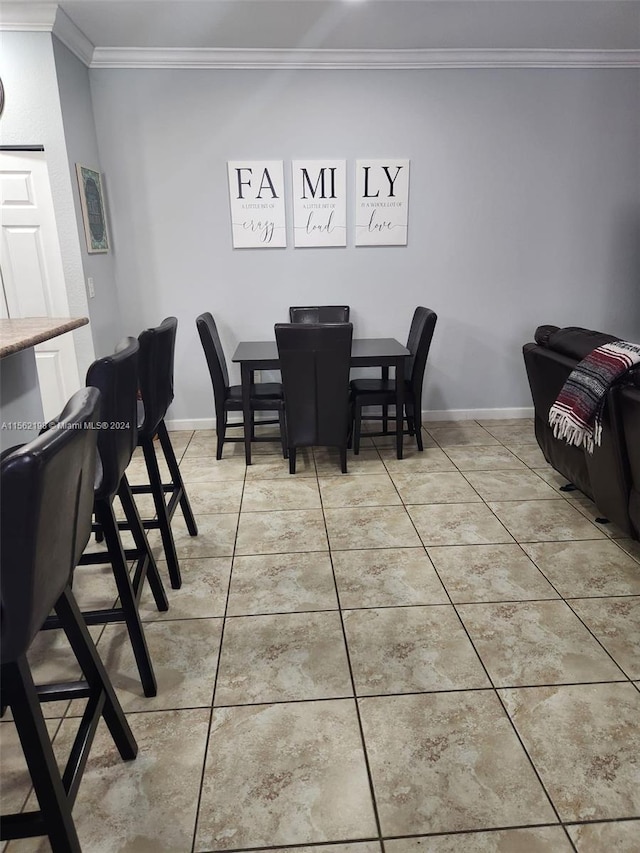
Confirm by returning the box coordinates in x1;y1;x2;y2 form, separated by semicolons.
533;325;619;361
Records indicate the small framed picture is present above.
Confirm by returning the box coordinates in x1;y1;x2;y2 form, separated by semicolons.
76;164;109;253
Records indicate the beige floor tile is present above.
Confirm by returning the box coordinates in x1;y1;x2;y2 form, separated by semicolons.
245;448;315;479
408;503;514;547
532;467;574;492
124;455;171;485
379;445;456;474
501;683;640;821
242;478;321;511
616;538;640;563
150;512;238;559
385;826;573;852
522;540;640;597
442;445;527;472
480;423;536;445
183;430;219;457
392;470;482;505
568;820;640;852
319;474;400;508
71;561;119;612
426;426;500;447
183;479;244;514
315;448;386;476
11;709;210;853
475;418;534;428
92;618;222;711
359;691;556;836
332;547;448;608
325;506;421;551
569;596;640;679
195;700;377;850
488;499;606;542
179;455;246;483
227;552;337;615
138;557;231;621
251;846;381;853
509;444;550;468
458;600;626;686
215;611;352;705
463;470;559;502
235;509;328;555
428;543;559;603
372;430;437;451
344;605;489;694
0;718;61;815
567;494;630;539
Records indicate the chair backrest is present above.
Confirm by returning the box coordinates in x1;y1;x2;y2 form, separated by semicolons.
289;306;350;324
137;316;177;438
275;322;353;447
85;337;139;501
196;312;230;422
1;387;100;664
405;307;438;398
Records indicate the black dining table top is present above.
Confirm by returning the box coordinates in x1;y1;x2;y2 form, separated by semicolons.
232;337;409;367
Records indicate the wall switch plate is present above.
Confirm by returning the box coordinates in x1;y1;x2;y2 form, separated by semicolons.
87;277;95;298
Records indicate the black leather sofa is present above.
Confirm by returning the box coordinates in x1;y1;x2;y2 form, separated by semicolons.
523;324;640;539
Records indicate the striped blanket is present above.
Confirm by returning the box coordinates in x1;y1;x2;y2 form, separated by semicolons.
548;339;640;453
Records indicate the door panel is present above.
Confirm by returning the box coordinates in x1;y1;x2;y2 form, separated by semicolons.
0;151;81;419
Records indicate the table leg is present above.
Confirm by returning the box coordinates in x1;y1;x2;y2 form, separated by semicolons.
241;363;252;465
381;366;389;434
395;357;404;460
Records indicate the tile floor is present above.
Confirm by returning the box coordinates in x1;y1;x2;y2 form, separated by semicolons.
2;419;640;852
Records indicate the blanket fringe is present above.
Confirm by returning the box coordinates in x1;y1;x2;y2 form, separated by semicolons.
548;407;596;454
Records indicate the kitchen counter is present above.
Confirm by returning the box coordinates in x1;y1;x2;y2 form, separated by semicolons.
0;316;89;451
0;316;89;358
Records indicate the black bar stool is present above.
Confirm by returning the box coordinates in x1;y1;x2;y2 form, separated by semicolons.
45;338;169;698
1;388;137;852
130;317;198;590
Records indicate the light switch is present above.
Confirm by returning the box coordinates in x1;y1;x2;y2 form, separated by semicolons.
87;277;95;298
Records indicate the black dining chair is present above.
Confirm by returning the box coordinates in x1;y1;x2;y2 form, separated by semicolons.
350;306;437;454
44;338;168;698
275;322;353;473
131;317;198;590
1;388;137;852
289;306;350;324
196;311;288;459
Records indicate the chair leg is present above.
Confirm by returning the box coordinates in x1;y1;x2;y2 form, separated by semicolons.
118;476;169;613
157;421;198;536
353;401;362;455
141;436;182;590
289;447;296;474
55;587;137;761
1;657;81;851
340;446;348;474
278;408;288;459
411;399;424;451
94;500;158;697
216;412;226;460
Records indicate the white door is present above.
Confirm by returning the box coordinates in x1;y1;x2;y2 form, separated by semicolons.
0;150;81;420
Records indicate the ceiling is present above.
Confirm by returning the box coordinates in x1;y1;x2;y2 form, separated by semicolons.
2;0;640;66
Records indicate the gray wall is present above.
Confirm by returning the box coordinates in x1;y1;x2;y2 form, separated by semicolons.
53;37;124;358
89;67;640;425
0;32;95;376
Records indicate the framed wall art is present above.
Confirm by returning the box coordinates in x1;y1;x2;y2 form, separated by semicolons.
76;164;109;253
355;159;410;246
227;160;287;248
291;160;346;248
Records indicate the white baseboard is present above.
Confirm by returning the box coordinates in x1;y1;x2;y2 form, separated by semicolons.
165;407;534;432
424;407;534;421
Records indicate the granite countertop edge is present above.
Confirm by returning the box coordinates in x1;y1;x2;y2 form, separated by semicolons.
0;317;89;358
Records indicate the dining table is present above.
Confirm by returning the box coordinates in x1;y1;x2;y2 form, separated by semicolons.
231;337;410;464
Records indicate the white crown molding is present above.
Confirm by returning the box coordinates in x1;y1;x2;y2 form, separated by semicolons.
89;47;640;70
0;2;57;31
52;7;95;66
